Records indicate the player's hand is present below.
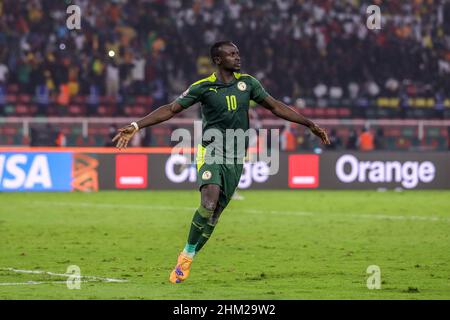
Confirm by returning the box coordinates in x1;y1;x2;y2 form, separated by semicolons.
112;125;138;149
310;123;330;145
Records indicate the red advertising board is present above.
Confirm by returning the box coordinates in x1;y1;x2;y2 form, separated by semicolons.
115;155;148;189
288;154;319;188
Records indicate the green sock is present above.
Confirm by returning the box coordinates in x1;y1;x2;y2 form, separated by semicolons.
195;223;216;254
186;207;213;247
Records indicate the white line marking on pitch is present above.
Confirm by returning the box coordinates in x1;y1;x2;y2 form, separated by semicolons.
0;268;128;285
270;211;450;222
29;201;450;222
30;201;196;211
0;280;98;286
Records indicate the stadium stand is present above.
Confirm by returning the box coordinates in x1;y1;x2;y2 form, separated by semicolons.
0;0;449;149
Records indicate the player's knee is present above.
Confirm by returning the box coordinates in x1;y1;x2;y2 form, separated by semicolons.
198;204;215;218
199;184;220;216
202;200;217;213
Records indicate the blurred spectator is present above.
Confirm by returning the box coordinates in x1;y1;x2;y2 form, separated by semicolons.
281;123;296;151
142;127;153;146
0;62;8;84
0;85;5;116
55;130;67;147
131;129;143;147
298;130;315;151
326;129;343;150
57;84;70;110
447;126;450;150
359;128;375;151
374;128;385;150
30;124;56;146
132;53;146;94
0;84;5;103
87;84;100;116
105;124;118;147
106;61;120;98
346;129;358;150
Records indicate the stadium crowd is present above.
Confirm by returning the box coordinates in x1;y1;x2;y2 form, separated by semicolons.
0;0;449;150
1;0;450;108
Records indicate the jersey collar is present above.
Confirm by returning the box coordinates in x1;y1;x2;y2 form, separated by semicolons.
212;72;241;85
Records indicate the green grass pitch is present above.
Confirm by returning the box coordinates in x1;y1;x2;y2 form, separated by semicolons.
0;190;449;299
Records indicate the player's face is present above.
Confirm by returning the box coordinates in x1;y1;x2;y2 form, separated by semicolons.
218;44;241;72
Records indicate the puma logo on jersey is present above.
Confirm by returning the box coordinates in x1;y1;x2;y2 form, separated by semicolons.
209;87;218;93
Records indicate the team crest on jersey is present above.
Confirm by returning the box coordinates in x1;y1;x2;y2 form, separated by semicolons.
202;171;212;180
237;81;247;91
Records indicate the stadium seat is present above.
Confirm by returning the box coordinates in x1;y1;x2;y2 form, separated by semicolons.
94;135;105;146
14;104;31;116
426;127;440;138
66;134;77;146
123;105;134;116
73;96;87;104
14;104;38;116
97;105;116;116
376;108;392;118
338;108;351;117
300;108;314;117
13;133;24;145
2;104;15;115
123;104;150;117
6;95;17;103
46;105;60;117
135;96;153;105
102;96;120;105
18;94;31;103
68;104;86;117
325;108;338;118
314;108;326;117
385;128;402;137
152;127;173;146
133;105;148;116
3;126;18;136
22;135;30;145
6;84;19;94
59;126;72;135
3;135;14;145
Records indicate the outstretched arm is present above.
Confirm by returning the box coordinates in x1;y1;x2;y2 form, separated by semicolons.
112;101;184;149
259;96;330;145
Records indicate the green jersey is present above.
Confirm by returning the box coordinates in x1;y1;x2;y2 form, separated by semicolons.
176;72;269;157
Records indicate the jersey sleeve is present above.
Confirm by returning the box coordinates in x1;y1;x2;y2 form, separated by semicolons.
249;77;269;104
175;84;203;109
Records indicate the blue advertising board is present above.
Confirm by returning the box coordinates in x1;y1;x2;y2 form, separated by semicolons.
0;152;73;191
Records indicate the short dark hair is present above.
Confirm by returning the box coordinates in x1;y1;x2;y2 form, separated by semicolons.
210;41;234;64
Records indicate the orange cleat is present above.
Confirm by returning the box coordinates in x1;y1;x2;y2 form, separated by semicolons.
169;252;193;284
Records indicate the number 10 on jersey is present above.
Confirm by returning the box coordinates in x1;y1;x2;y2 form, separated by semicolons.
226;95;237;111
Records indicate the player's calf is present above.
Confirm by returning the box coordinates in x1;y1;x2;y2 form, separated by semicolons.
169;206;214;284
195;205;224;254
